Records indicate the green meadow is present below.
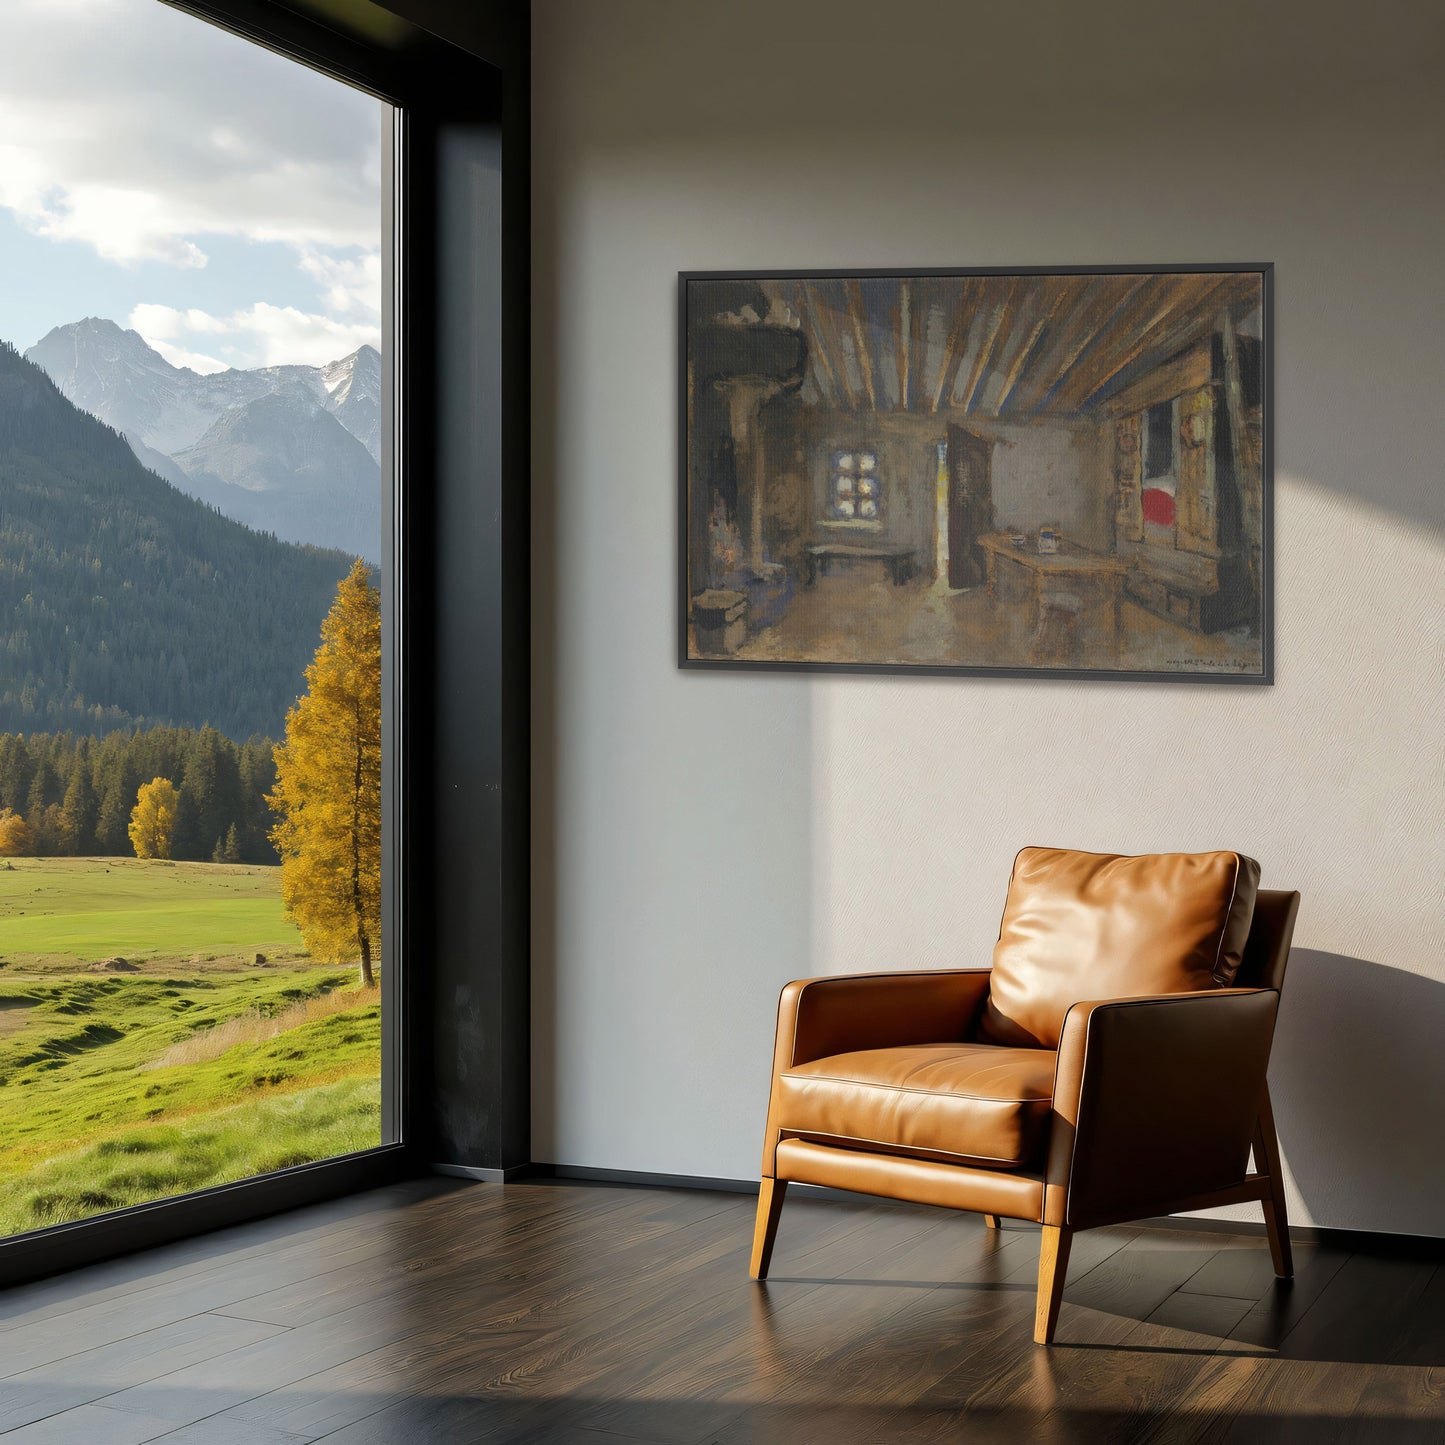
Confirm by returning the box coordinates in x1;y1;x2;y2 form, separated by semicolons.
0;856;305;965
0;858;381;1235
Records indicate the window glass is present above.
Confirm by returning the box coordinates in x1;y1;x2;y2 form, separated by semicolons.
0;0;392;1236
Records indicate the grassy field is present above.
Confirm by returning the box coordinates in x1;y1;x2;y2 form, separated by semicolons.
0;856;307;965
0;858;381;1235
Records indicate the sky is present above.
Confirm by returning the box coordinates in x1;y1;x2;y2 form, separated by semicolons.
0;0;385;372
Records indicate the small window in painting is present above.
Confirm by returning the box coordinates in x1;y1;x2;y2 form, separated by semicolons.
1144;401;1174;480
830;451;882;523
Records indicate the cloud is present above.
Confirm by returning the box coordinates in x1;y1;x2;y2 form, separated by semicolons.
297;249;383;319
131;305;230;339
130;301;381;373
0;0;382;267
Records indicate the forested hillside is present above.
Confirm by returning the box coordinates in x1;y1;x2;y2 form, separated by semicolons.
0;726;277;863
0;342;355;738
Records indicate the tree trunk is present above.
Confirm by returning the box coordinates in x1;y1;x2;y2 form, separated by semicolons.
351;709;374;988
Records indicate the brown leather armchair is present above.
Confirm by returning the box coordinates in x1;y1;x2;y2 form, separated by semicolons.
750;847;1300;1345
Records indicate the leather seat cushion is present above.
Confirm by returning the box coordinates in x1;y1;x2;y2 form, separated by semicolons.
977;847;1261;1050
774;1042;1056;1170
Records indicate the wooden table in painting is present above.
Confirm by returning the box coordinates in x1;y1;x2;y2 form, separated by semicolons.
978;533;1127;657
803;540;917;586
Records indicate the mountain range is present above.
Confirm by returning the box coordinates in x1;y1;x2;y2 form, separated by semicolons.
26;319;381;561
0;340;355;739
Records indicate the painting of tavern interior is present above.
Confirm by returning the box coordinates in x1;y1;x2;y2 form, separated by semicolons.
682;269;1269;678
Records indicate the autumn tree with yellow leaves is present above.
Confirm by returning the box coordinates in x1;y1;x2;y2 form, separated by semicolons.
0;807;31;857
128;777;179;859
268;560;382;988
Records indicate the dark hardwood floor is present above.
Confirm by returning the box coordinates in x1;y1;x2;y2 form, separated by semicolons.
1;1178;1441;1443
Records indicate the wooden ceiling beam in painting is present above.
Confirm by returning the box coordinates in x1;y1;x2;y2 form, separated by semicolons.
753;270;1260;420
791;281;842;409
907;277;929;412
1054;272;1240;412
957;278;1020;413
801;282;860;410
932;277;981;413
994;275;1090;415
1001;275;1150;418
1075;280;1231;413
844;279;878;410
1079;273;1259;410
894;280;911;414
1042;273;1183;413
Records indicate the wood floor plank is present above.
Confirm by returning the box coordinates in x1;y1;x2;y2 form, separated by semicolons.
1147;1255;1445;1445
215;1335;462;1441
1174;1236;1301;1300
151;1417;317;1444
0;1313;287;1434
920;1229;1239;1445
0;1232;401;1378
698;1227;1046;1444
0;1404;181;1445
1386;1264;1445;1369
210;1188;784;1441
0;1182;452;1332
1224;1242;1352;1354
1143;1290;1256;1340
211;1182;650;1328
96;1296;434;1428
1;1179;1441;1445
304;1195;952;1445
725;1221;1142;1444
1284;1258;1445;1445
1052;1228;1230;1338
1273;1253;1434;1363
581;1211;1010;1442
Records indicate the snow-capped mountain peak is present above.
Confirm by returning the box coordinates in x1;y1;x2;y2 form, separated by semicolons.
26;320;379;460
24;318;383;560
319;345;381;461
322;343;380;401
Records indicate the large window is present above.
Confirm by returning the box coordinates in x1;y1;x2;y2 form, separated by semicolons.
0;0;395;1237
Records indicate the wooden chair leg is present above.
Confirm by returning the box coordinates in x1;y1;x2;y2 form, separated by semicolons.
1254;1083;1293;1279
982;1213;1001;1230
750;1177;788;1280
1034;1225;1072;1345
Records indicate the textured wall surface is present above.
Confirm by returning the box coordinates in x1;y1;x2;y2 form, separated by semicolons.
532;0;1445;1233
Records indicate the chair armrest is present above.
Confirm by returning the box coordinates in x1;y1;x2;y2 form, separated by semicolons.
1044;988;1279;1227
760;970;991;1178
773;970;993;1072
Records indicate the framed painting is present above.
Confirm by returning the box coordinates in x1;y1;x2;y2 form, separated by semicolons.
678;265;1273;682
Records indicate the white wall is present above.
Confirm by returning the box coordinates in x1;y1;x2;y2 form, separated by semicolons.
532;0;1445;1235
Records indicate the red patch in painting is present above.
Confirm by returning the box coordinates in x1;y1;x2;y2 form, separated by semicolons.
1141;487;1175;527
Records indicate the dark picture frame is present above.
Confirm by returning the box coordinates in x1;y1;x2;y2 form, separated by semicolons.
679;265;1273;683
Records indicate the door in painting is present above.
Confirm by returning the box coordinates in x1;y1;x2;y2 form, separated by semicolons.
947;425;994;589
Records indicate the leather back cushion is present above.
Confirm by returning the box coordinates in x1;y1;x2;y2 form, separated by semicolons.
976;847;1261;1049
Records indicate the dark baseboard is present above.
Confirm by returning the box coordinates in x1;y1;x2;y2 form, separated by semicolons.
1133;1210;1445;1257
518;1162;761;1194
432;1162;533;1184
511;1162;1445;1257
518;1162;872;1207
0;1143;415;1290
